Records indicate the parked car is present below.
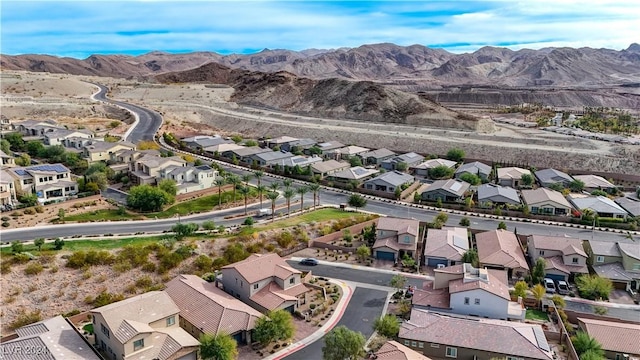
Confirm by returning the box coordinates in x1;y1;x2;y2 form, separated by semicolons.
556;280;570;295
543;278;556;294
299;258;319;266
256;208;272;217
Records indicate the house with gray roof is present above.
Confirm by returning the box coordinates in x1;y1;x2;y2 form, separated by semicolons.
0;149;15;168
91;291;199;360
249;150;294;167
497;167;532;188
283;138;316;153
312;141;345;158
454;161;491;181
527;235;588;282
43;128;94;146
165;274;262;345
588;240;640;292
11;119;60;136
381;152;425;171
310;160;350;179
265;136;299;149
0;315;102;360
326;166;379;184
222;146;270;162
159;165;217;194
521;188;573;216
572;174;617;193
615;196;640;218
181;135;231;150
568;194;628;219
535;168;573;188
421;179;470;203
279;155;323;169
364;171;415;194
412;158;457;177
358;148;396;166
477;183;521;207
8;163;77;203
424;227;469;267
399;309;553;360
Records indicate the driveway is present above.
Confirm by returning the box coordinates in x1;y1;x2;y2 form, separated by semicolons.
282;287;387;360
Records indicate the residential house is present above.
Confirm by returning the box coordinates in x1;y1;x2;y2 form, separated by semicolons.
310;141;345;158
310;160;350;179
477;183;521;207
8;163;77;202
282;138;316;153
159;165;217;194
203;143;244;157
0;315;102;360
496;167;531;188
223;146;271;163
181;135;231;150
374;340;432;360
221;253;311;313
11;119;60;136
358;148;396;166
412;263;525;321
109;149;160;175
534;168;573;188
454;161;492;181
43;128;94;146
81;140;136;164
326;166;379;185
364;171;414;194
521;188;573;216
423;227;469;267
165;275;262;345
420;179;470;203
0;150;15;167
577;318;640;359
265;136;299;150
527;235;589;282
372;217;420;262
278;155;323;169
572;174;617;193
615;197;640;218
91;291;199;360
129;154;187;185
399;309;553;360
476;230;529;279
63;136;95;150
249;150;295;167
588;240;640;292
333;145;370;160
568;194;628;219
0;169;17;206
381;152;425;171
412;158;457;178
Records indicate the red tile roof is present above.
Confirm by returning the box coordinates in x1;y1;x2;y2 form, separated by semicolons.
222;253;300;283
529;235;587;257
375;340;432;360
578;318;640;355
412;281;451;309
249;282;310;311
448;269;511;300
476;230;529;271
544;256;588;275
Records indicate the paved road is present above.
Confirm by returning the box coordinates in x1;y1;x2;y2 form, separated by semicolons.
90;83;162;143
291;262;427;289
564;299;640;322
282;287;387;360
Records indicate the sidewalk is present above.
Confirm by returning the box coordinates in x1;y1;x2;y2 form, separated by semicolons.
262;279;353;360
288;256;433;281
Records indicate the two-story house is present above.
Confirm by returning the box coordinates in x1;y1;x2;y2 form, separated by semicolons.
412;263;525;321
423;227;469;267
129;154;187;185
476;229;529;279
588;240;640;293
81;140;136;164
0;149;15;168
159;165;217;194
43;128;94;146
221;253;311;313
0;169;17;207
165;275;262;345
91;291;199;360
372;217;420;262
8;163;77;203
527;235;589;282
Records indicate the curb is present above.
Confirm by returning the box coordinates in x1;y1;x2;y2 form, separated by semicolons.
288;257;432;281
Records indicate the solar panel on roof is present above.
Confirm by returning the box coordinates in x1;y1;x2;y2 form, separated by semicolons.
533;327;551;351
450;182;462;192
352;168;368;176
453;235;468;249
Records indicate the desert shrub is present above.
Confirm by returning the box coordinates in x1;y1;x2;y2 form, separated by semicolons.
49;265;58;273
24;262;44;275
1;221;9;227
1;216;10;221
89;291;125;307
194;254;213;271
13;253;30;264
141;262;156;273
265;244;276;252
158;252;183;273
135;275;153;288
34;205;44;213
175;244;196;259
9;310;42;330
23;208;35;215
276;231;294;248
202;220;216;231
1;262;11;274
113;261;132;273
223;243;249;264
116;246;151;268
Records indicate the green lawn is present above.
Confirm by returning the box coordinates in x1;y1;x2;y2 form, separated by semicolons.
259;208;374;230
82;323;93;334
526;309;549;321
62;209;145;222
149;190;252;218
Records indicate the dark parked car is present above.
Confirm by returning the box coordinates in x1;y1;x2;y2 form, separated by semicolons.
299;258;319;266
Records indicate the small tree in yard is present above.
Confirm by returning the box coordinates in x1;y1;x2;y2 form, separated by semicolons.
576;275;613;300
531;258;546;284
531;283;546;309
53;238;65;250
253;310;294;346
497;221;507;230
11;241;24;254
172;223;199;240
356;245;371;262
446;148;465;162
322;326;365;360
521;173;534;187
461;249;479;268
513;281;528;300
390;274;407;294
58;208;66;222
199;332;237;360
459;217;470;226
34;238;45;251
373;314;400;338
347;194;367;212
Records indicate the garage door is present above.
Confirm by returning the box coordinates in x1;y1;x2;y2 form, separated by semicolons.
545;273;566;282
376;251;396;261
427;258;448;268
232;332;243;344
612;281;628;290
284;304;295;314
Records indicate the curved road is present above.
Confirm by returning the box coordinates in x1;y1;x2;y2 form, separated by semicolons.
3;85;637;244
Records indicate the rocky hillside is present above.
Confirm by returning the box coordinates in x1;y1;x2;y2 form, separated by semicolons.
156;63;493;132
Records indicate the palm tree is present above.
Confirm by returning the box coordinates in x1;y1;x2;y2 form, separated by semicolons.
253;170;264;187
266;191;279;222
282;178;293;189
239;186;251;215
297;186;308;212
256;184;266;209
241;174;252;186
283;188;295;217
572;331;605;358
215;178;227;208
226;175;241;203
269;182;281;193
531;283;546;310
307;183;321;209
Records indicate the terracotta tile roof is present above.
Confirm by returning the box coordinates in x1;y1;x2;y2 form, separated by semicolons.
529;235;587;257
373;237;417;252
497;167;531;180
448;269;511;300
165;275;262;336
412;281;451;309
434;264;464;274
250;282;309;311
375;340;432;360
377;217;419;237
521;188;572;208
476;230;529;271
424;227;469;261
578;318;640;355
544;256;588;275
400;310;553;360
222;253;301;283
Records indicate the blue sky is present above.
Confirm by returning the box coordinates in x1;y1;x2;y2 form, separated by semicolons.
1;1;638;58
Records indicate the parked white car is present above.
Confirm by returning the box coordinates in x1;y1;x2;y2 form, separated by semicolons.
543;278;556;294
556;280;570;295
